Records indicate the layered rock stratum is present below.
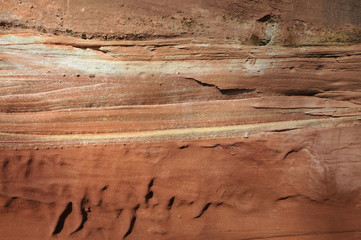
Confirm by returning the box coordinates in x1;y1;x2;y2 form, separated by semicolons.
0;1;361;240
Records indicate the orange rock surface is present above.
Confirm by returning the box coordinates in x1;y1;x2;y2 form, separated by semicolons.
0;1;361;240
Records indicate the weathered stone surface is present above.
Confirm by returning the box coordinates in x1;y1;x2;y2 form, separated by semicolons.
1;0;361;44
1;126;361;240
0;1;361;240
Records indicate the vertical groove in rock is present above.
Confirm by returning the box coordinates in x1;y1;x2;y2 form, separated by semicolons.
52;202;73;235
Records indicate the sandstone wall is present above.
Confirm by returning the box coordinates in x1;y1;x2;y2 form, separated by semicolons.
1;0;361;44
0;1;361;240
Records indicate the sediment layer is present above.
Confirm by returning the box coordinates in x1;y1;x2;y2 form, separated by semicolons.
1;1;361;238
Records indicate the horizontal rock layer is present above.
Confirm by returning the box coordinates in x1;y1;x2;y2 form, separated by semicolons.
1;0;361;44
0;30;361;240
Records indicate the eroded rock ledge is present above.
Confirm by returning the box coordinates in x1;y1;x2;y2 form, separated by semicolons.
0;27;361;240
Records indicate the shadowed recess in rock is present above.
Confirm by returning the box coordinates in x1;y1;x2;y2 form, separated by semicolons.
52;202;73;235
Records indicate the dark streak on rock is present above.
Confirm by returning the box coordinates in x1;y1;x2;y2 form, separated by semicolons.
145;179;154;205
71;196;89;235
179;144;189;149
123;204;140;239
194;202;212;218
202;142;243;149
283;149;300;160
24;158;32;178
123;216;137;239
115;208;123;218
282;89;323;97
4;197;18;208
277;195;300;201
257;14;273;22
270;128;298;133
52;202;73;235
98;185;108;207
220;88;256;95
185;77;256;96
145;191;153;201
148;179;154;190
167;196;175;210
202;144;222;149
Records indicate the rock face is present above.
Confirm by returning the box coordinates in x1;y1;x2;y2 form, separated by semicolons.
0;1;361;240
1;0;361;44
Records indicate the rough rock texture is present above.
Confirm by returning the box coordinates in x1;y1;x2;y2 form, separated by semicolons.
1;0;361;44
1;1;361;240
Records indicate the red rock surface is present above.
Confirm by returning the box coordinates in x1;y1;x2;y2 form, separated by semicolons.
1;1;361;240
1;0;361;44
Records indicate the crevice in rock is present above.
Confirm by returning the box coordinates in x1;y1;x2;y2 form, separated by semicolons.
52;202;73;235
71;196;89;235
257;14;273;22
283;149;300;160
98;185;109;206
304;112;352;118
201;142;243;149
301;53;343;59
202;144;222;149
123;216;136;239
167;197;175;210
123;204;140;239
115;208;123;218
145;179;154;206
148;179;154;189
281;89;323;97
194;202;212;218
270;128;298;133
219;88;256;95
145;191;153;203
73;46;111;55
185;77;256;96
4;197;18;208
185;77;216;88
276;195;300;201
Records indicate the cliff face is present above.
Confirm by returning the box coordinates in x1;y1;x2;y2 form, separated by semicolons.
1;1;361;240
